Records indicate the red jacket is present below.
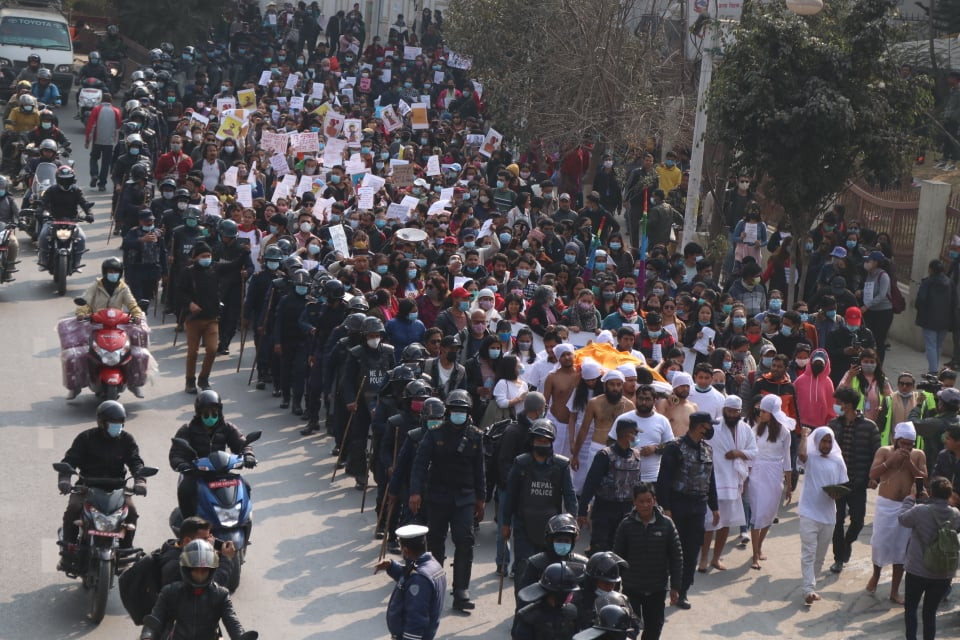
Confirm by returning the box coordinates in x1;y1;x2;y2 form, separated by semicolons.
155;151;194;183
84;103;121;145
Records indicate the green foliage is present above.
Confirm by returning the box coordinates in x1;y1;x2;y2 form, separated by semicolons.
709;0;932;226
115;0;229;50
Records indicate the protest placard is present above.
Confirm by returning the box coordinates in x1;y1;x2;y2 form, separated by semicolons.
480;127;503;158
237;89;256;109
215;115;244;141
392;163;415;187
261;131;288;155
289;96;304;111
410;103;429;130
426;155;441;176
223;166;239;187
357;187;374;210
269;153;289;175
403;46;421;60
381;105;402;133
386;203;409;220
236;184;253;207
216;97;236;113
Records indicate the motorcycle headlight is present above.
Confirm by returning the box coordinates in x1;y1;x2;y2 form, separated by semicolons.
89;507;124;532
212;503;242;528
55;228;72;241
94;344;123;366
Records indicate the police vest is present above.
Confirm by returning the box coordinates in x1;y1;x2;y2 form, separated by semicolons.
427;424;483;493
514;454;570;547
596;446;643;503
671;438;713;497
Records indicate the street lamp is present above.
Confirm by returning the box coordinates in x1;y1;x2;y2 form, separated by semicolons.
786;0;824;15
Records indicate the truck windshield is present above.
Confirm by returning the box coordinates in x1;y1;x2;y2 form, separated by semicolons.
0;17;71;51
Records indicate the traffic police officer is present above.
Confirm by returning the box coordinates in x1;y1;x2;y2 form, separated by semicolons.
121;208;166;304
375;524;446;640
409;389;485;611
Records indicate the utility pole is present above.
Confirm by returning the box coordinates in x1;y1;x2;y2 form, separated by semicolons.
681;21;715;249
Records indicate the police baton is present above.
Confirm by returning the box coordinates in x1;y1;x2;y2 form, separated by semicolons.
235;271;248;373
378;498;395;562
331;377;366;483
498;541;510;605
172;309;184;347
360;407;379;513
375;425;400;534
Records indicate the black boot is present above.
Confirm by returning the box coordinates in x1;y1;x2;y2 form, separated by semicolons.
291;397;303;416
299;420;320;436
184;377;197;394
451;547;475;610
197;376;211;390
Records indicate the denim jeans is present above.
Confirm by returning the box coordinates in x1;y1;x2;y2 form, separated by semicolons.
923;329;947;374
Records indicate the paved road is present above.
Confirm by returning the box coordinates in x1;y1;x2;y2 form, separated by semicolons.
0;111;954;640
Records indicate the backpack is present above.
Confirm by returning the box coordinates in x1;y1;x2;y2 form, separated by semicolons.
482;418;514;461
886;269;906;314
923;514;960;574
118;549;163;625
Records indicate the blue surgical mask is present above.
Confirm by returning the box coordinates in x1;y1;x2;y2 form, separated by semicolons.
130;148;140;155
761;356;774;368
202;415;218;427
553;542;572;556
106;272;120;283
330;174;341;184
847;323;860;331
308;243;321;255
732;317;746;328
621;302;635;313
0;189;6;197
951;250;960;260
722;360;732;371
722;304;733;314
361;146;371;154
805;241;814;252
648;329;661;338
266;260;280;271
141;224;154;232
407;269;418;279
499;233;511;244
498;332;511;342
609;242;622;251
414;258;427;268
833;403;843;415
450;412;468;425
198;257;212;267
780;326;792;337
488;348;501;359
496;180;505;189
846;240;857;249
269;225;279;234
295;285;309;295
665;160;675;168
106;423;123;438
800;312;809;323
409;311;419;321
769;299;782;311
426;419;442;430
376;265;389;274
517;268;530;279
458;301;470;311
826;310;837;320
464;241;475;249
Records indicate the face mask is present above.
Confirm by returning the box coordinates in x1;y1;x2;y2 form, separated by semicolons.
652;288;664;296
367;337;381;349
769;299;782;311
621;302;635;314
747;333;761;344
295;285;309;295
106;423;123;437
847;323;860;331
553;542;572;556
130;148;140;156
269;225;279;235
266;260;280;271
487;347;503;359
299;222;313;233
722;360;732;371
457;301;470;312
780;326;792;337
517;268;530;279
722;304;733;314
623;287;636;295
202;415;219;428
862;363;877;374
518;341;532;352
846;240;857;249
732;350;747;361
198;257;212;267
496;180;505;189
464;241;475;249
450;412;468;425
833;403;843;415
479;196;490;203
479;300;493;311
602;290;615;300
499;232;511;244
331;174;341;184
414;258;427;268
41;122;52;130
329;214;341;223
596;262;608;271
805;241;814;252
648;329;661;338
105;272;120;283
761;356;774;368
405;268;418;280
825;310;837;321
579;302;593;311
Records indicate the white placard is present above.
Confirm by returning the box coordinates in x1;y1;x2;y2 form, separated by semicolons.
236;184;253;207
285;74;299;91
440;187;454;202
434;70;445;84
323;138;347;167
289;96;304;111
271;182;291;204
248;161;257;185
744;222;758;245
216;97;236;113
863;281;875;306
403;46;422;60
427;200;450;216
223;166;238;187
386;203;409;220
269;153;289;175
296;175;314;197
361;173;386;192
296;131;320;154
281;173;298;189
260;131;288;156
426;155;441;176
204;195;221;216
479;127;502;158
357;187;374;210
258;70;272;86
398;99;412;117
651;343;663;364
329;224;350;257
478;218;494;239
400;195;420;210
693;327;715;355
311;82;324;99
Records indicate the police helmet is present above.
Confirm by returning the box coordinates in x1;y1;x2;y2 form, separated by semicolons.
101;256;124;279
594;605;633;633
389;365;416;384
282;255;303;274
291;269;311;286
276;238;296;256
262;245;283;261
585;551;626;584
401;343;429;363
219;219;238;238
361;317;384;335
403;379;431;400
344;313;367;333
528;419;557;442
347;295;370;312
422;397;445;420
445;389;473;410
322;279;345;301
129;163;148;181
175;188;191;200
539;562;581;593
545;513;580;539
159;177;177;192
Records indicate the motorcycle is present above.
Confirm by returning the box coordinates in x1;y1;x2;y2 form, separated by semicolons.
53;461;159;624
72;297;143;400
169;431;262;593
0;221;17;282
0;130;28;178
77;78;105;122
44;216;89;296
105;60;123;94
19;160;56;241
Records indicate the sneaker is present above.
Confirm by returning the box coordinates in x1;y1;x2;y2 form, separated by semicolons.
675;596;692;610
185;378;198;394
830;561;843;574
130;386;144;398
216;347;230;355
738;535;750;546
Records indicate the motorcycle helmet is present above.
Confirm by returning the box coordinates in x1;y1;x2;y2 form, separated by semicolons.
421;397;446;421
445;389;473;411
344;312;367;333
55;165;75;189
129;163;148;181
401;342;429;364
36;68;52;81
179;539;219;588
39;109;55;123
18;94;36;111
96;400;126;429
27;53;40;65
262;245;283;262
347;295;370;312
361;316;384;335
101;256;124;279
125;133;144;149
291;268;310;286
89;51;101;64
528;419;557;442
39;138;58;155
175;188;190;201
107;24;119;36
545;513;580;539
194;389;223;417
219;219;238;238
585;551;627;584
322;279;345;301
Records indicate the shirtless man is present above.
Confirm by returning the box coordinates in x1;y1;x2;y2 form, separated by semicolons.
544;343;580;457
618;363;639;406
571;370;636;488
657;371;699;438
866;421;927;603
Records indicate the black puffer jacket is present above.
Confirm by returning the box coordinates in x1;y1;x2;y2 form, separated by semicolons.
828;413;880;489
613;506;683;594
168;419;253;471
141;580;245;640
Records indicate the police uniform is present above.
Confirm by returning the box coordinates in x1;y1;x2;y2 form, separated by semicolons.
342;337;395;480
578;443;643;554
212;235;254;353
121;211;167;303
297;298;347;430
243;262;281;387
272;282;311;412
410;411;485;609
384;525;445;640
166;221;203;317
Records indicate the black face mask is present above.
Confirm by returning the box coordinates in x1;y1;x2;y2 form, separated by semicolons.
533;444;553;457
812;361;826;375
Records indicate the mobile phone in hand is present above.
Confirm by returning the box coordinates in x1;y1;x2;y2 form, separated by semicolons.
915;477;925;498
213;538;224;551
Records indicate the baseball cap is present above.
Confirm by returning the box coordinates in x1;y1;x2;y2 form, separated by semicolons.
844;307;862;323
830;246;847;259
451;286;471;299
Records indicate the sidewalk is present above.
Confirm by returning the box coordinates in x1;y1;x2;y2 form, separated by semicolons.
884;334;939;379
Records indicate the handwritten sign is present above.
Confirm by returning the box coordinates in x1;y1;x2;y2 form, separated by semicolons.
329;224;350;257
392;163;414;187
260;131;288;156
386;203;409;220
426;155;441;177
223;166;239;187
216;97;236;113
269;153;289;175
289;96;304;111
236;184;253;207
362;173;386;192
403;46;422;60
357;187;374;210
295;131;320;154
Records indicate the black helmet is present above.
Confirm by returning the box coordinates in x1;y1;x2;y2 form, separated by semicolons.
389;365;416;384
594;605;633;633
585;551;626;584
262;245;283;262
129;163;148;181
539;562;581;593
96;400;126;428
344;313;367;333
159;177;177;192
361;316;384;334
184;206;201;221
55;165;75;189
276;238;296;256
403;379;431;400
445;389;473;410
545;513;580;539
291;268;310;286
101;257;124;279
194;389;222;417
219;219;238;238
175;187;190;200
347;295;370;311
422;397;445;420
402;342;429;363
593;590;633;617
528;419;556;442
282;255;303;274
323;279;345;300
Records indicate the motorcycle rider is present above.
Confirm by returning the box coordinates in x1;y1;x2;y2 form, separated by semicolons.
38;165;92;271
28;109;69;149
14;53;42;85
273;268;312;413
409;389;486;611
168;389;257;520
298;277;349;434
342;316;396;486
57;400;148;568
98;24;127;78
79;51;109;85
122;209;166;303
213;219;254;355
0;175;20;280
31;68;62;107
140;539;252;640
155;516;235;588
2;94;39;169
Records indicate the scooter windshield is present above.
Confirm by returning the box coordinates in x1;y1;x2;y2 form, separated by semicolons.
35;162;57;187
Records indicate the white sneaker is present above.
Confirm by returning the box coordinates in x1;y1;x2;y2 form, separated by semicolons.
66;389;80;400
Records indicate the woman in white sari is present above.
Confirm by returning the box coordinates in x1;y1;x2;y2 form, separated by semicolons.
748;394;794;570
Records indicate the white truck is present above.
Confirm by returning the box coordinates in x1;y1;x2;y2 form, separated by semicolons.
0;0;74;99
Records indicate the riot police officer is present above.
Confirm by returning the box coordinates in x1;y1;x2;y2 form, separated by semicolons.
577;552;629;631
115;157;150;235
121;208;166;303
514;562;582;640
165;205;203;320
515;514;589;600
327;310;368;446
375;524;446;640
273;269;312;414
299;278;349;435
409;389;486;611
573;604;637;640
244;244;283;389
150;177;177;226
342;316;395;487
213;219;254;355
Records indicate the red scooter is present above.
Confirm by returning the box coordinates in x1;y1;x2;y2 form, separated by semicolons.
73;298;133;400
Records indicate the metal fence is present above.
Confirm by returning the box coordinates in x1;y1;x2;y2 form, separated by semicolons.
837;182;920;282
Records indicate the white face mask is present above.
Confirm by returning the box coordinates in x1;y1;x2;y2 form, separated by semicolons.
367;337;381;349
603;160;613;168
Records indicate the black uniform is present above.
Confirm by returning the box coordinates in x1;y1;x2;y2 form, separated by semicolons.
122;225;167;303
272;288;310;407
342;341;395;478
578;444;644;554
117;179;149;235
515;549;589;607
389;426;429;527
513;597;580;640
212;238;253;352
243;267;280;385
166;224;203;317
298;299;347;424
410;418;486;600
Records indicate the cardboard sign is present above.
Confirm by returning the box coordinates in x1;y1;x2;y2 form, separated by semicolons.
269;153;289;175
410;103;429;130
271;182;291;203
260;131;288;156
426;155;441;177
392;164;415;187
434;70;445;84
188;111;210;130
380;68;391;84
381;105;402;133
296;174;315;197
237;89;257;109
216;97;236;113
311;82;325;100
480;127;502;158
386;203;410;220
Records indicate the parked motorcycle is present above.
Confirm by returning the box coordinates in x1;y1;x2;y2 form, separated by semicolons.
77;78;105;122
53;461;159;624
169;431;262;592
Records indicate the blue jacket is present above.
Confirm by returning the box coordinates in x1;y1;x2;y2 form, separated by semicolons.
31;82;61;106
385;316;426;363
386;552;445;640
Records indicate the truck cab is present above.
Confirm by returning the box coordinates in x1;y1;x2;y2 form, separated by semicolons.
0;0;74;99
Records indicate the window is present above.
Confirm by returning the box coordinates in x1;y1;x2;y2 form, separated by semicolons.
0;17;71;51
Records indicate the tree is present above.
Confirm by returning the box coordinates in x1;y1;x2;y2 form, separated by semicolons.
115;0;230;50
709;0;931;299
444;0;692;190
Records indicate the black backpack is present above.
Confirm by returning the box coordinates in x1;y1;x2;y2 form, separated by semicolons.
118;549;163;625
482;418;514;461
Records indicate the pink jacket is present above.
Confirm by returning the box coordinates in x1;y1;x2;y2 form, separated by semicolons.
794;348;836;427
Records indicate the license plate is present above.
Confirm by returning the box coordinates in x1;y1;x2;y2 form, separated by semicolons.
208;479;239;489
90;530;124;538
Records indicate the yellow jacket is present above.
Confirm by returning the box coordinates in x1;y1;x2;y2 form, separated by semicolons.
5;107;38;132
